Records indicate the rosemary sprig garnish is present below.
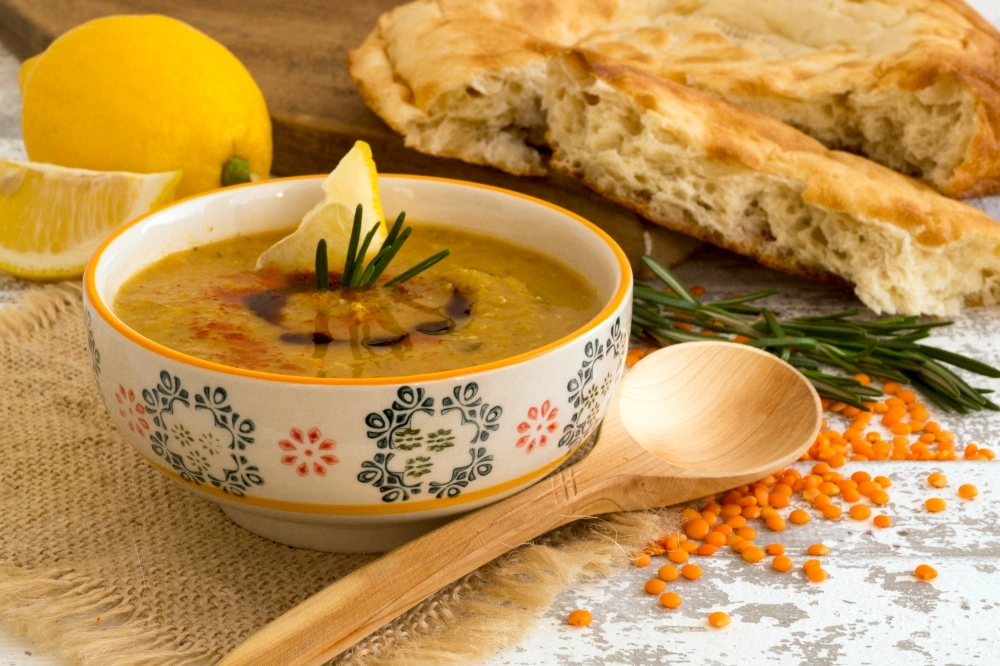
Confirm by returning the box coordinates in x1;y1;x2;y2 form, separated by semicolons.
315;204;450;290
633;256;1000;413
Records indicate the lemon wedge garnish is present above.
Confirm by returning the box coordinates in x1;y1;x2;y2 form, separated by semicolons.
257;140;387;272
0;159;180;280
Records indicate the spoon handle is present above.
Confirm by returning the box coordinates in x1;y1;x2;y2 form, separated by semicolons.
218;464;619;666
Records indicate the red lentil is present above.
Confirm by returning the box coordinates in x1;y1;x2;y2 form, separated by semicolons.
660;592;682;608
772;555;794;572
708;611;731;628
644;579;666;594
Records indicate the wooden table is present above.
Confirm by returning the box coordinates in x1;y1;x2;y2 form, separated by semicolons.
3;2;1000;660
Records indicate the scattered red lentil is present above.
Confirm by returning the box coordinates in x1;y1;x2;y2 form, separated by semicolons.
685;519;711;540
708;611;731;628
611;370;994;630
849;504;872;520
772;555;793;572
870;489;891;505
789;509;810;525
959;484;979;499
660;592;682;608
667;549;689;564
645;579;666;594
873;514;893;528
807;544;830;556
705;531;727;547
926;498;947;512
822;505;843;520
568;610;592;626
658;565;679;582
806;567;828;583
682;564;703;580
927;473;947;488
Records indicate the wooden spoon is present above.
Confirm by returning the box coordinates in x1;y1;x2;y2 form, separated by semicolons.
220;341;821;666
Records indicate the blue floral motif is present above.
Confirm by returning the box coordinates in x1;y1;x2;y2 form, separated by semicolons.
441;383;502;443
141;371;263;496
359;383;501;503
559;316;627;449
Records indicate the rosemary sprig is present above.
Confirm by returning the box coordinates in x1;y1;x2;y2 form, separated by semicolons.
315;204;451;289
633;256;1000;412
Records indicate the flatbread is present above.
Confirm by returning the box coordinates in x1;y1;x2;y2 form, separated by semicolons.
349;0;1000;196
545;49;1000;315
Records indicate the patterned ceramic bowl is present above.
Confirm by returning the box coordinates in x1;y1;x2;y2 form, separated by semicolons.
83;175;632;552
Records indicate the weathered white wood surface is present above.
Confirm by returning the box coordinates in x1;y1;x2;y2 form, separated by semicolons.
3;2;1000;661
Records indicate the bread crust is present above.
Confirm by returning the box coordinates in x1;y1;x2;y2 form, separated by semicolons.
350;0;1000;197
546;50;1000;314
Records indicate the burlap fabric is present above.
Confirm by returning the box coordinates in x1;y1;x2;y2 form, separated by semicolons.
0;274;672;666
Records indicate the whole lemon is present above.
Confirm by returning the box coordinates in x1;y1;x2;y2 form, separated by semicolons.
19;15;271;198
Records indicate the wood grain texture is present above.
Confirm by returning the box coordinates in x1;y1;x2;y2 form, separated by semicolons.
0;0;701;271
218;343;821;666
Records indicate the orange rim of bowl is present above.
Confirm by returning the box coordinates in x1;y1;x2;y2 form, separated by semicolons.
84;174;632;386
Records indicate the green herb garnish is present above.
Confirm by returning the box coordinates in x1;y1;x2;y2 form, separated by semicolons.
633;256;1000;413
315;238;329;291
315;204;451;290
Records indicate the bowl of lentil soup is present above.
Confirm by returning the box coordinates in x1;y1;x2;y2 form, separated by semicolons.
84;175;632;552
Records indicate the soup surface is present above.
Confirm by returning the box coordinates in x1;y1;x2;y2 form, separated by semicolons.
114;224;600;378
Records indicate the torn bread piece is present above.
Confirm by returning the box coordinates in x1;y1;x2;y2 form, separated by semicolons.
545;50;1000;315
348;0;669;176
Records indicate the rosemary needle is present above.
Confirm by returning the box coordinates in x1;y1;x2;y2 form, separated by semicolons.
315;238;329;291
633;256;1000;412
332;205;449;289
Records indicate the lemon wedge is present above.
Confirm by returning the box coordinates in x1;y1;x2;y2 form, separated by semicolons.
0;159;180;280
256;140;387;272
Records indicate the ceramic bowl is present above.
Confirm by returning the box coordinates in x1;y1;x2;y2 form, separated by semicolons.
83;175;632;552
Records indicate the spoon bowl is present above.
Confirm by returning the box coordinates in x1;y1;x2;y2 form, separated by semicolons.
620;342;821;478
221;341;822;666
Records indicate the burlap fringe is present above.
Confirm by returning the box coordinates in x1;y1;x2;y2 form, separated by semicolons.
0;511;671;666
0;280;82;338
0;565;214;666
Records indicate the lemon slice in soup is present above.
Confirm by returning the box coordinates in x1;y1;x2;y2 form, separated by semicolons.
257;141;387;271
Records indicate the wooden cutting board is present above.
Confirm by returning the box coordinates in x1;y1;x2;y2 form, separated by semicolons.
0;0;700;271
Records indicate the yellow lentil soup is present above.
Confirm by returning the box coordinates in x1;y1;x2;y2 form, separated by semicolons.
114;224;599;378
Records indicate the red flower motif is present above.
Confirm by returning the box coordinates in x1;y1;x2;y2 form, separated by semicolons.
116;384;149;438
279;427;339;477
516;400;559;453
